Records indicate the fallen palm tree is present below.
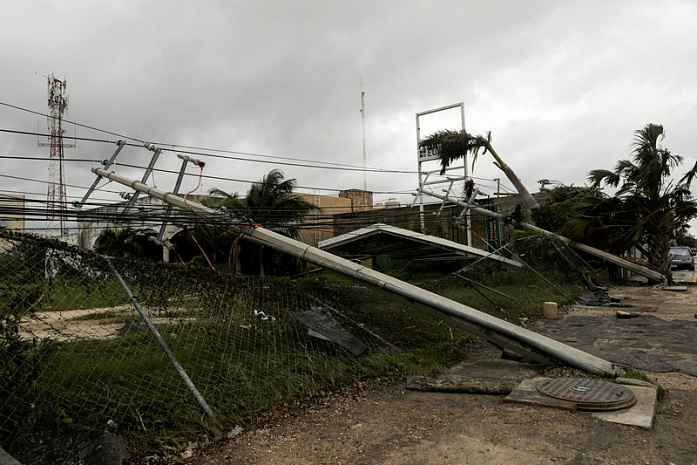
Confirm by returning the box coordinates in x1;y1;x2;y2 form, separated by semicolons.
419;129;541;212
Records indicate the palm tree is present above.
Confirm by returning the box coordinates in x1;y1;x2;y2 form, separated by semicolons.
94;227;144;257
419;129;540;212
205;169;318;275
203;189;241;212
241;169;318;238
565;123;697;280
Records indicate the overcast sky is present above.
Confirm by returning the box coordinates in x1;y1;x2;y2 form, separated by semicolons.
2;1;697;229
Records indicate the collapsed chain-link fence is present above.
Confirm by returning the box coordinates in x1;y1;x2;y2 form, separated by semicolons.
0;228;598;458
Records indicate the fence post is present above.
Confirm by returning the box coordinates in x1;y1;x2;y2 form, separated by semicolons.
105;259;221;437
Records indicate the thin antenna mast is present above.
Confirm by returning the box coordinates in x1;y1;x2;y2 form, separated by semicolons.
360;79;367;191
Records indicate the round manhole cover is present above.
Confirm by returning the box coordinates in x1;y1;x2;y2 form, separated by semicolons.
534;378;636;411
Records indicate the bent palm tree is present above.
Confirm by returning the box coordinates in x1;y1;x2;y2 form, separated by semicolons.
565;123;697;280
420;130;540;211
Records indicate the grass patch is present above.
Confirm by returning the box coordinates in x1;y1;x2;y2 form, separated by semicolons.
617;366;666;400
41;275;129;312
2;273;481;457
6;322;470;456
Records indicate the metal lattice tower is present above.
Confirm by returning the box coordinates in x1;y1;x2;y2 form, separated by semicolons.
41;74;71;235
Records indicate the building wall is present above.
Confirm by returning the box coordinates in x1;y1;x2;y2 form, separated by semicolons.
296;193;353;247
332;192;553;252
339;189;373;212
76;197;182;261
0;194;26;231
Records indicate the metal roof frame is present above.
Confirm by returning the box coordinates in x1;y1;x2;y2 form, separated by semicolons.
319;223;521;267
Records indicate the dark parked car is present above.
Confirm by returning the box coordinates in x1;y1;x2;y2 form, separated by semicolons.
669;246;695;271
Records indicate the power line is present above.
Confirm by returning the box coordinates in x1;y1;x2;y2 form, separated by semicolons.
0;153;424;196
0;154;105;163
162;146;418;174
1;125;417;174
0;116;417;174
1;102;523;202
1;162;519;209
0;101;146;143
0;128;118;146
0;201;503;233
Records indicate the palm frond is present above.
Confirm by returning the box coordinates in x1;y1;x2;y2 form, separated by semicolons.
678;160;697;188
419;129;488;175
587;169;620;188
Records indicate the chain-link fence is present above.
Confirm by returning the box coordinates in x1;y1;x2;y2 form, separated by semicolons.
0;228;593;458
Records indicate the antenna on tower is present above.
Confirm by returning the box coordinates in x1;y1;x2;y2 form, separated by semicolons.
360;78;367;191
39;74;74;236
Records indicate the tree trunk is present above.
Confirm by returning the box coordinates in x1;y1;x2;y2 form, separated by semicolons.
647;211;674;282
486;144;540;212
500;165;541;212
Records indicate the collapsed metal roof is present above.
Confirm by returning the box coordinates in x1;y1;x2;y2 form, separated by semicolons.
318;223;522;267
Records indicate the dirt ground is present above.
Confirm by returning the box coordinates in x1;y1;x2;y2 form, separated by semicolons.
186;280;697;465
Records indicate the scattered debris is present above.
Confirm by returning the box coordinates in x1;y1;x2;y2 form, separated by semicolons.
406;357;542;394
254;310;276;321
576;275;614;306
289;307;367;356
542;302;558;319
616;310;641;319
664;285;688;292
106;419;118;431
227;425;244;439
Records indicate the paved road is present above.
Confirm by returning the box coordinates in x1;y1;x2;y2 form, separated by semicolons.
530;283;697;376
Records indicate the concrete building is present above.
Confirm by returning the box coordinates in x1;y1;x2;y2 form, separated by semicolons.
295;192;354;247
0;194;26;232
76;196;184;261
338;189;373;212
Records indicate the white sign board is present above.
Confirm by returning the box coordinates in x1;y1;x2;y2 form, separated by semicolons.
418;145;440;162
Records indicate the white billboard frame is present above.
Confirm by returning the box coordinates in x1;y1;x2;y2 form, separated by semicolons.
415;102;470;245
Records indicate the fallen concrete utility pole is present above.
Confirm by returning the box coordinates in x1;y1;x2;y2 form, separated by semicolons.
92;168;617;376
417;188;665;283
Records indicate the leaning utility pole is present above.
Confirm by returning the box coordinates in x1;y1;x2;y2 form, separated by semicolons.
89;166;618;377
